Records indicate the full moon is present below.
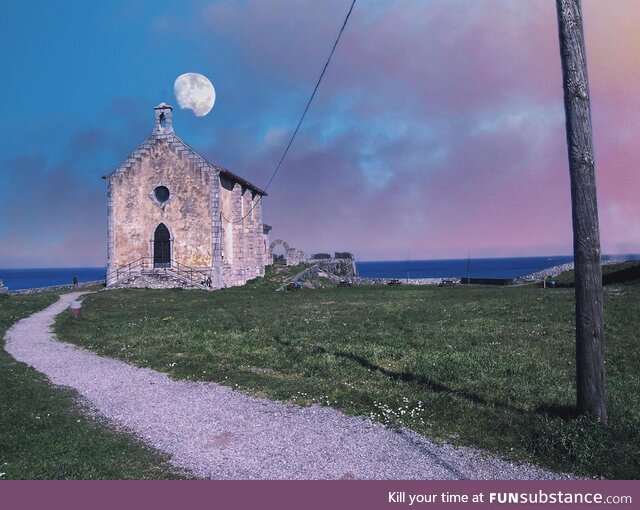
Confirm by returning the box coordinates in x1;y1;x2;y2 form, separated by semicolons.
174;73;216;117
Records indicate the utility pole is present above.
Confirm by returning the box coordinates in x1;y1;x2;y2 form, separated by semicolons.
556;0;607;423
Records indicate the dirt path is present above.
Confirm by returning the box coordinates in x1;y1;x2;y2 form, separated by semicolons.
4;292;571;480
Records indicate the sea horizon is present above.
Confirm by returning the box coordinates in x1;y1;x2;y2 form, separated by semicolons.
6;252;640;270
2;253;639;291
0;267;108;292
356;254;640;280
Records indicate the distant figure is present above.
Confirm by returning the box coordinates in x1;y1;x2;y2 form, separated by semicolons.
206;276;212;288
72;274;78;288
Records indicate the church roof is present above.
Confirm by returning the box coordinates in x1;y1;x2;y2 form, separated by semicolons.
102;106;267;196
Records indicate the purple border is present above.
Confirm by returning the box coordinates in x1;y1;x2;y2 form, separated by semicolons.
2;480;638;510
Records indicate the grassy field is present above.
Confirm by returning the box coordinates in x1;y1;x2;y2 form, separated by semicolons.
551;260;640;286
52;265;640;479
0;289;186;479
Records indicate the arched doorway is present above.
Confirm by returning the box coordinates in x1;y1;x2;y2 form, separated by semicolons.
153;223;171;268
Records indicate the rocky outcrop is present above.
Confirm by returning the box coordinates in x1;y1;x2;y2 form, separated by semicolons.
0;279;8;295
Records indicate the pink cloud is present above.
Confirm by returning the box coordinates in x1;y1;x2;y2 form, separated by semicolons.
5;1;637;266
225;0;639;258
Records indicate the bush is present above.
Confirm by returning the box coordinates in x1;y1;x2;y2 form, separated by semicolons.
334;252;353;260
311;253;332;259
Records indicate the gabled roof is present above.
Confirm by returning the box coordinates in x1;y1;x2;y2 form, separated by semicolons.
103;130;267;196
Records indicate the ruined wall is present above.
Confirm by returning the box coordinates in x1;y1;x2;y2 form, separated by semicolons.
310;258;356;277
110;139;213;271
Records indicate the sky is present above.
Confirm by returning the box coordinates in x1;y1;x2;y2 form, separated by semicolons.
1;0;638;267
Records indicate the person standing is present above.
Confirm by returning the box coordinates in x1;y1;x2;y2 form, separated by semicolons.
72;274;78;288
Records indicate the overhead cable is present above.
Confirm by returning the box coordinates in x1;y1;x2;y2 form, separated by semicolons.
223;0;357;224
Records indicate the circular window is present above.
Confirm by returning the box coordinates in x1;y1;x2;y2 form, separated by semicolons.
154;186;170;203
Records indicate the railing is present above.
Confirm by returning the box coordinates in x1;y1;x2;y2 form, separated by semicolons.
106;257;213;288
170;260;213;287
106;257;150;284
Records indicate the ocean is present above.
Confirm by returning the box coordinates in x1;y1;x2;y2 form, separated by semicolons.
0;267;107;291
1;254;639;291
355;254;640;280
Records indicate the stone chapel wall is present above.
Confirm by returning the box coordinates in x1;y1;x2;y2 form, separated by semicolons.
106;103;268;290
110;139;213;271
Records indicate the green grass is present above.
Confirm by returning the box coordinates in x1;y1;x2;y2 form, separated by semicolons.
551;260;640;286
52;276;640;479
244;263;312;289
0;290;186;479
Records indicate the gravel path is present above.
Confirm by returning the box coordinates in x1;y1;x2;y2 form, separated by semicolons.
5;292;572;480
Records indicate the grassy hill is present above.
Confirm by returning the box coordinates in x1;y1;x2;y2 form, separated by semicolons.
551;260;640;287
52;278;640;479
0;289;187;479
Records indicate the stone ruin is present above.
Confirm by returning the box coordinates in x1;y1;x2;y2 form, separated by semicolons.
269;239;309;266
268;240;356;281
310;257;356;279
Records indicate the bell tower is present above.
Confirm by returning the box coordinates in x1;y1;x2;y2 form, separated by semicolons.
154;102;174;134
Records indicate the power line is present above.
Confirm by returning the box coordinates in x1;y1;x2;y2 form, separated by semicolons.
223;0;356;224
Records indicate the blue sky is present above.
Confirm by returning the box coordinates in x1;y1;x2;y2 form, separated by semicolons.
2;0;639;267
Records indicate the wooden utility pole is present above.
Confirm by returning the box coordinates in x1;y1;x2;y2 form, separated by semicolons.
556;0;607;423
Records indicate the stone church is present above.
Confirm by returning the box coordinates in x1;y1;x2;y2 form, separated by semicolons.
104;103;270;290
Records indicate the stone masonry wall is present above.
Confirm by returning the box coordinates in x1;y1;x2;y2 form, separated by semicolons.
109;272;205;290
220;184;266;288
106;105;268;291
243;190;256;280
309;258;357;277
110;138;213;271
253;197;267;276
